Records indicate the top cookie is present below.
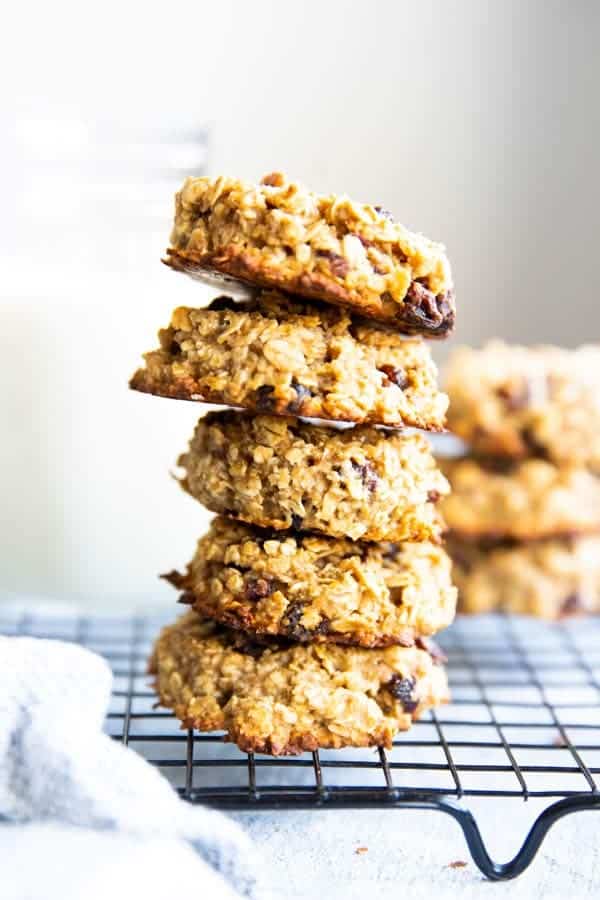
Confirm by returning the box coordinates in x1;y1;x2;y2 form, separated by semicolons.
164;172;455;337
445;341;600;468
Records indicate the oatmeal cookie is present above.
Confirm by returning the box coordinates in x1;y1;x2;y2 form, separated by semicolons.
164;172;455;337
440;457;600;540
445;341;600;467
178;411;449;542
129;293;448;429
150;611;449;754
165;518;457;647
449;534;600;618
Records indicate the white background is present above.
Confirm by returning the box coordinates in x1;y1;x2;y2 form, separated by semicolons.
1;0;599;602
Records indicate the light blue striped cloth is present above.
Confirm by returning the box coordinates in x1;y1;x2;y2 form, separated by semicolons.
0;635;259;900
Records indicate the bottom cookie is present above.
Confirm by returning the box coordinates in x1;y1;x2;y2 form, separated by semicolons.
150;612;449;755
449;534;600;618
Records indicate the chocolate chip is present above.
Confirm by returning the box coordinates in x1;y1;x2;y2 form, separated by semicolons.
291;513;304;531
244;577;275;602
255;385;276;411
208;295;238;312
497;380;530;411
379;364;408;390
283;602;330;641
176;591;196;606
314;617;331;636
286;379;312;414
406;281;442;320
374;205;394;221
169;339;182;356
283;603;311;640
400;284;455;336
229;633;268;658
427;490;441;503
387;675;419;713
560;593;584;617
351;460;378;492
520;426;549;459
317;250;350;278
383;543;400;561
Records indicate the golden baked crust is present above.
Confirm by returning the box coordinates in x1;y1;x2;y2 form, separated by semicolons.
129;293;448;429
449;534;600;618
165;518;457;647
440;457;600;540
165;172;454;337
445;341;600;467
150;612;449;755
178;411;449;542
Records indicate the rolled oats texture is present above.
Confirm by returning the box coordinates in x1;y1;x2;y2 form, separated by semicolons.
165;172;455;337
150;611;450;755
130;292;448;429
179;410;449;542
165;517;457;648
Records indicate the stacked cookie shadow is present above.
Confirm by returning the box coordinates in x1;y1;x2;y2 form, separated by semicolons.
130;171;458;755
440;341;600;618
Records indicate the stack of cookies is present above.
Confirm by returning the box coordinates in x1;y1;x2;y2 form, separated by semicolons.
441;341;600;618
130;172;458;755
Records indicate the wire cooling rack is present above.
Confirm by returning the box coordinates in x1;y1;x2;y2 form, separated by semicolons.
2;610;599;881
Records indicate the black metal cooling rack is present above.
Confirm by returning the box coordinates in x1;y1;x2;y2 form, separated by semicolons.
2;610;600;881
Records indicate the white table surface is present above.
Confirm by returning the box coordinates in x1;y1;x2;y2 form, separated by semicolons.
235;805;599;900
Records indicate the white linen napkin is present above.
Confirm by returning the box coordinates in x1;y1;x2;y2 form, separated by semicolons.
0;635;259;900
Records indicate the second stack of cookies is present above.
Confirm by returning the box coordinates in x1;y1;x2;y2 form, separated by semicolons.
441;341;600;618
132;171;458;754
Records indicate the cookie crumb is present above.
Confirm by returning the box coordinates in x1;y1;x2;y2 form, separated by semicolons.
448;860;468;869
355;846;368;855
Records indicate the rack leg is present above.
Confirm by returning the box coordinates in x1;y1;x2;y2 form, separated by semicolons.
436;795;600;881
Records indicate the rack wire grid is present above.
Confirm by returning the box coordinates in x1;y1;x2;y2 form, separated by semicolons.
3;610;600;881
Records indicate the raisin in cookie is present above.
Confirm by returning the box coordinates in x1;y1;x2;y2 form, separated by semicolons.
164;172;454;337
448;534;600;618
440;457;600;540
150;612;449;755
178;411;449;542
445;341;600;467
130;292;448;429
164;518;457;647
